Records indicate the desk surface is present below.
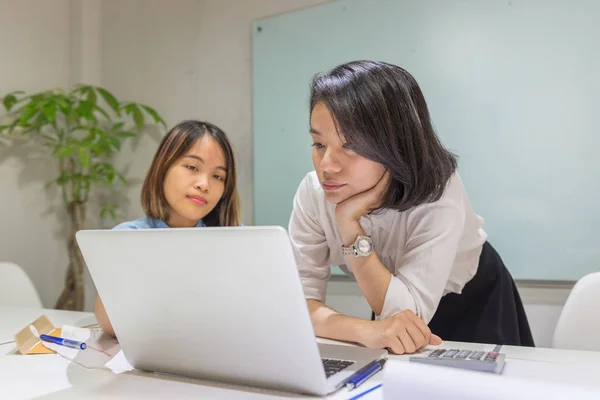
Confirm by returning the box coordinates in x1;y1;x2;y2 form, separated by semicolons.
2;306;600;399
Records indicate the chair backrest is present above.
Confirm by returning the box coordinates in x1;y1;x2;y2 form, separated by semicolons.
0;262;43;308
552;272;600;351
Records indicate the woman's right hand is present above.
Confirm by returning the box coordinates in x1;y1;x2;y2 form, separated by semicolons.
358;310;442;354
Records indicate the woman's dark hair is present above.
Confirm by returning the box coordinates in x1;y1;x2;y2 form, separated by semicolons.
310;60;458;211
141;120;241;226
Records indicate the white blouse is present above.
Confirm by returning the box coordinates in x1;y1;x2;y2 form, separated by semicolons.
288;171;488;323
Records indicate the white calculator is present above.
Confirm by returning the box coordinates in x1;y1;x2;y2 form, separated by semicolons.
409;347;506;374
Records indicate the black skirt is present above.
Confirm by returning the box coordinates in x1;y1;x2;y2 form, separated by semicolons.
428;241;535;346
372;242;535;347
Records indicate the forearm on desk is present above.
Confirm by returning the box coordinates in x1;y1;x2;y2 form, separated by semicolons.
307;299;369;345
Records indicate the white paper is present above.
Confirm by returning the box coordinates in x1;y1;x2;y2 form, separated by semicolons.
71;327;122;369
40;341;77;359
104;350;134;374
502;358;600;388
61;325;92;342
39;325;89;360
382;360;600;400
39;325;123;370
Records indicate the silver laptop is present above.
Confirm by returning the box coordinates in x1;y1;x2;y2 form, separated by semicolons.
77;226;386;396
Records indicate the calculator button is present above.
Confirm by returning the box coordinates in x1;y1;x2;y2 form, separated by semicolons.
468;351;485;360
456;350;472;359
442;349;459;358
428;349;446;358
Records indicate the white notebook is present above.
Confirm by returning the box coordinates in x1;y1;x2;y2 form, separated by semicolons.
383;359;600;400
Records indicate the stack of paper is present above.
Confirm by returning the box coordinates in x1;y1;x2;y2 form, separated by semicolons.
382;359;600;399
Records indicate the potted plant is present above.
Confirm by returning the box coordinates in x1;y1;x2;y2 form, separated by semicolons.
0;85;166;310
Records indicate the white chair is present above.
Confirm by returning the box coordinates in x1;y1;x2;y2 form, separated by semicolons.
0;262;43;308
552;272;600;351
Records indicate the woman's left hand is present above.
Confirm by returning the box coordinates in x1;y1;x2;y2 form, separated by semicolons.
335;171;390;242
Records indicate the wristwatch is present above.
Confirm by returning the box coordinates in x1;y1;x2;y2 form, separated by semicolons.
341;235;374;257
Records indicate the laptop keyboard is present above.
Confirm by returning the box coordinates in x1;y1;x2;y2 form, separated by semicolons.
322;358;355;378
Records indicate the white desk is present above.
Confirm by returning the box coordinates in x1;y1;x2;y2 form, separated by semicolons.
2;306;600;399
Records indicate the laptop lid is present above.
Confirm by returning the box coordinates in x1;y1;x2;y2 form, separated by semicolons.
78;226;332;395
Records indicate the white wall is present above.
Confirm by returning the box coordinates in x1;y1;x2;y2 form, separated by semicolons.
0;0;575;348
0;0;73;309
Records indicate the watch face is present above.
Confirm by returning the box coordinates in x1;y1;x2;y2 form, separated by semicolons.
357;237;373;254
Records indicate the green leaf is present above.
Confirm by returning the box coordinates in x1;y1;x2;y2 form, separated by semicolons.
85;87;97;105
76;101;96;124
93;104;111;121
108;136;120;150
96;87;120;113
42;103;57;122
80;177;91;196
123;103;144;131
130;105;144;132
56;144;76;158
55;171;72;185
116;171;128;184
96;163;116;183
89;138;109;156
106;165;115;183
111;121;125;131
54;94;69;109
56;95;73;117
30;92;47;103
2;91;25;111
69;84;84;96
19;104;38;125
30;92;50;105
87;126;100;141
71;124;92;132
100;203;118;221
78;147;90;168
8;118;22;133
89;163;101;182
67;108;78;125
91;162;116;184
2;94;17;111
141;105;166;128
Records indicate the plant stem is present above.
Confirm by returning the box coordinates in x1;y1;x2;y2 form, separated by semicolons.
59;159;68;206
55;200;86;310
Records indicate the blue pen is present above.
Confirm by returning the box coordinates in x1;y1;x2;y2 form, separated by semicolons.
345;359;386;390
348;383;383;400
39;334;87;350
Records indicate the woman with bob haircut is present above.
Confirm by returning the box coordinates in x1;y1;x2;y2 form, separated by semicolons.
289;60;534;354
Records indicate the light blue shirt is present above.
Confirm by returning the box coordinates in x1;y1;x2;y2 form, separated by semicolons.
112;216;206;230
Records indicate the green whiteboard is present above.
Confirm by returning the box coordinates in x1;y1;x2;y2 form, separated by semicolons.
252;0;600;280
